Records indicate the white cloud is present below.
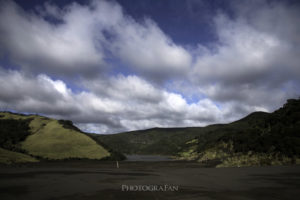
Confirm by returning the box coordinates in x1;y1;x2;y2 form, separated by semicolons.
111;19;192;77
39;75;70;97
0;68;227;133
84;74;163;103
0;1;104;76
0;0;299;134
0;0;191;79
190;0;300;111
193;14;282;83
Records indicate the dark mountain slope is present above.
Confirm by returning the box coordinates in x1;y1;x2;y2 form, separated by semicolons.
93;125;226;155
94;98;300;167
179;99;300;167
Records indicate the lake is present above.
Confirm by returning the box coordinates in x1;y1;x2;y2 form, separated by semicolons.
125;154;174;161
1;161;299;200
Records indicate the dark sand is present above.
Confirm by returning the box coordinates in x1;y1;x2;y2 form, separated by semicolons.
0;161;299;200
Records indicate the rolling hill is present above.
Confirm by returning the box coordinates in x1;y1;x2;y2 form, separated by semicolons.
93;126;223;155
0;112;123;164
93;98;300;167
1;98;299;167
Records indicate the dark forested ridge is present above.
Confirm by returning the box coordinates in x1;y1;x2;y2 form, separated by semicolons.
93;98;300;167
1;98;299;167
0;118;32;151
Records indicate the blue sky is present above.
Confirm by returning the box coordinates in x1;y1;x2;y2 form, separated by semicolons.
0;0;299;134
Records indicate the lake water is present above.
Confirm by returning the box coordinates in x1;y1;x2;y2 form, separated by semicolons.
125;154;174;161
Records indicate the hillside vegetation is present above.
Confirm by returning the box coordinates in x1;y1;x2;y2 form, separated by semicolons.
0;112;112;164
0;147;38;164
1;98;299;167
95;98;300;167
93;125;226;155
187;98;300;167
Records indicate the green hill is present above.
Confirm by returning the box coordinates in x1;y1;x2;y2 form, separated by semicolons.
188;98;300;167
0;112;115;164
93;126;222;155
94;98;300;167
2;98;299;167
0;147;38;164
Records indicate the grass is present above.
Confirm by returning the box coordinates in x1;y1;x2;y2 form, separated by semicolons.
176;139;199;160
0;147;38;164
1;112;111;161
21;120;110;160
216;153;295;168
1;98;299;166
198;145;232;163
180;140;297;168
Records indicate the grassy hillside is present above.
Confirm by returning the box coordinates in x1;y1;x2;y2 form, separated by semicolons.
22;119;110;160
0;147;38;164
0;112;111;163
94;98;300;167
1;98;299;167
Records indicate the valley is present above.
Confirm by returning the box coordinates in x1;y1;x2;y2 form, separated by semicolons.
0;161;299;200
1;99;300;199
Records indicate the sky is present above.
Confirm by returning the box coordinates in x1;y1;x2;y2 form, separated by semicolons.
0;0;299;134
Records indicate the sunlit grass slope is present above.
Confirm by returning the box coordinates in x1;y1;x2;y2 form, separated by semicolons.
0;112;110;160
22;120;110;159
0;147;38;164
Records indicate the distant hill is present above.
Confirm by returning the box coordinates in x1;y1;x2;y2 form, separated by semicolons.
2;98;299;167
0;112;124;164
93;126;221;155
94;98;300;167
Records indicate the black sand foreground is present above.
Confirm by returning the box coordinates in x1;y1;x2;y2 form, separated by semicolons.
0;161;299;200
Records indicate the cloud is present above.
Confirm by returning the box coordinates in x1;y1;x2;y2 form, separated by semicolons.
110;18;192;79
0;68;228;133
0;1;106;76
0;0;299;134
83;74;163;103
0;0;191;80
0;68;78;115
191;0;300;111
82;74;227;131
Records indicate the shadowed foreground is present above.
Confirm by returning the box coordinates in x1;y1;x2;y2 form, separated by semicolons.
0;161;299;200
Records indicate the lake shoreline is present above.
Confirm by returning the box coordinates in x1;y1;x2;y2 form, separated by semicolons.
124;154;175;162
1;161;299;199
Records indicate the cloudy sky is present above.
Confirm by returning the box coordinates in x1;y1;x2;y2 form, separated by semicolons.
0;0;299;134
